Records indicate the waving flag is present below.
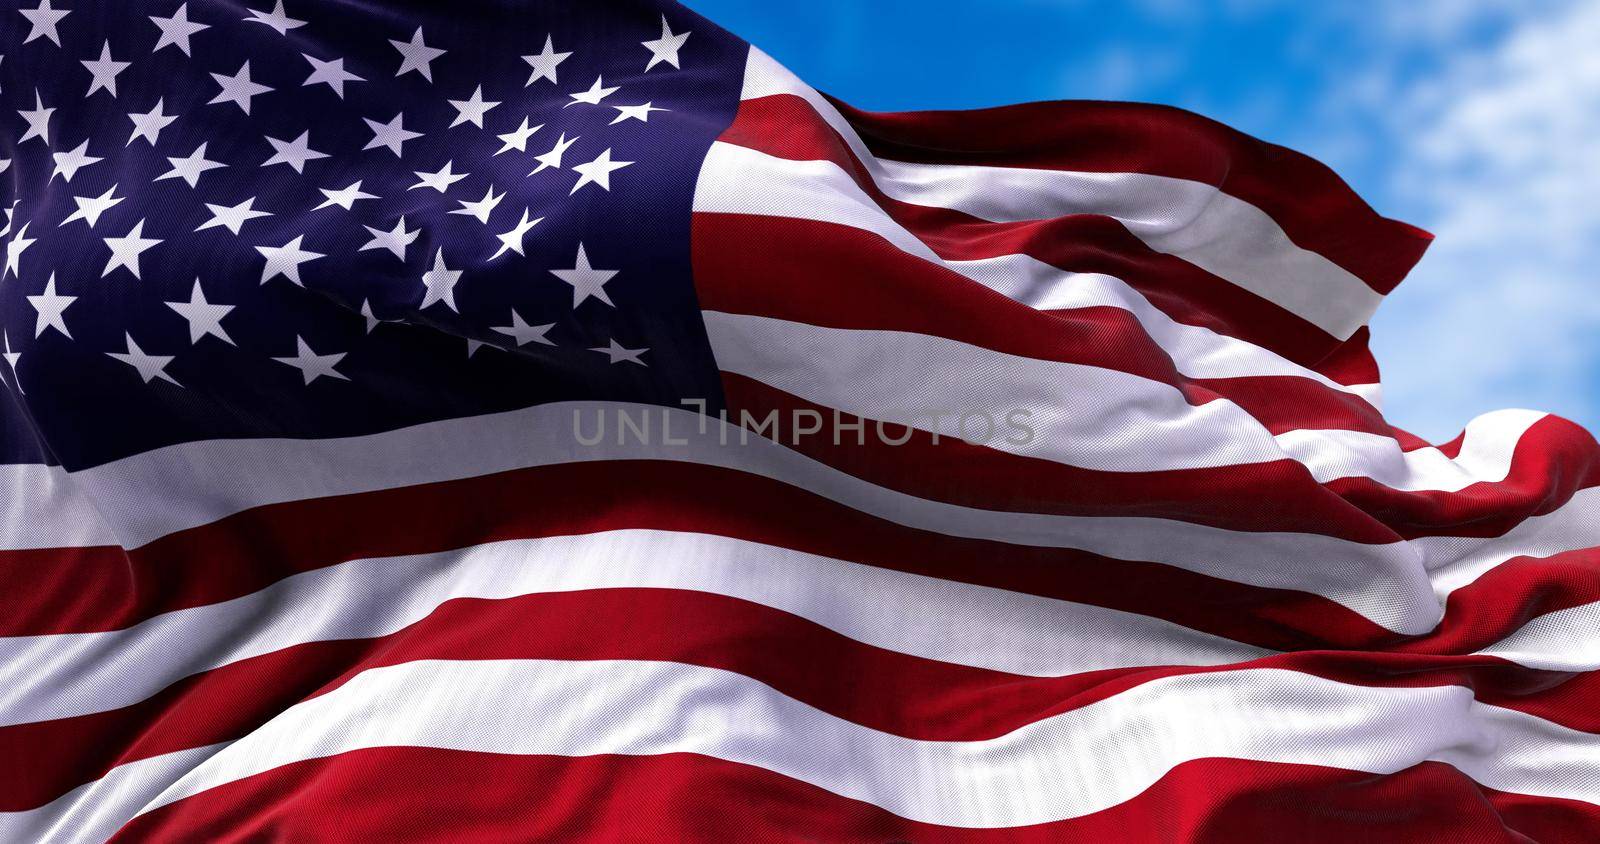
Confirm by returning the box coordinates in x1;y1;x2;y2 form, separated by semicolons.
3;1;1599;840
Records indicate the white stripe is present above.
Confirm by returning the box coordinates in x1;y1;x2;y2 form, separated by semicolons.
706;310;1280;472
697;142;1377;399
1352;382;1383;409
20;402;1446;633
1475;599;1600;672
0;464;117;551
6;660;1596;840
26;402;1600;634
5;743;224;844
873;158;1384;338
738;47;897;176
0;529;1265;727
943;254;1373;394
703;310;1534;492
1276;409;1543;492
695;143;945;258
735;48;1382;340
1420;486;1600;598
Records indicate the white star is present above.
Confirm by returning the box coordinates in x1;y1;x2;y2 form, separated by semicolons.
108;334;179;385
51;140;104;183
466;338;488;358
244;0;305;35
209;61;273;114
262;131;329;173
529;132;578;175
390;27;445;81
610;102;668;124
1;333;19;392
522;35;572;86
273;336;348;384
301;53;363;98
448;85;500;128
495;117;542;155
127;99;177;146
641;16;690;72
591;339;648;366
25;273;73;337
156;142;226;187
0;201;20;240
492;310;555;347
102;220;163;279
409;161;468;193
569;147;633;194
491;208;543;260
5;223;35;279
20;0;69;47
550;243;618;307
419;248;461;311
272;337;347;386
60;184;123;228
18;91;54;145
363;112;422;157
359;299;381;333
197;196;272;235
150;3;209;56
448;185;504;224
165;279;235;345
256;235;324;286
360;217;420;261
80;41;130;98
315;180;378;211
565;76;619;107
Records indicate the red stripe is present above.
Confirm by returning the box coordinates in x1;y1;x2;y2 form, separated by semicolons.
699;117;1600;533
719;92;1380;370
1428;546;1600;656
10;454;1600;654
7;578;1589;812
108;749;1580;843
720;370;1600;544
0;544;131;635
9;454;1600;659
1323;414;1600;539
718;370;1401;542
0;459;1389;646
693;212;1393;437
823;95;1434;296
717;372;1600;649
1318;326;1387;403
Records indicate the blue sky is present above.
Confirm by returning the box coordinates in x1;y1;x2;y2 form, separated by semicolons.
686;0;1600;440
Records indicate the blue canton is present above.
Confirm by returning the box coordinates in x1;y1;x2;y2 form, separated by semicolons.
0;0;746;469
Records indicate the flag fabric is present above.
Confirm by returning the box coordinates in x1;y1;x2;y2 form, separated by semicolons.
2;0;1599;841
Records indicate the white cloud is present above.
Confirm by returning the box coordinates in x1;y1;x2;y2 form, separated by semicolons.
1365;0;1532;44
1069;46;1182;100
1360;0;1600;438
1055;0;1600;439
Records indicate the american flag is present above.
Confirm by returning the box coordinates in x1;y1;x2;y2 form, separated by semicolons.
3;0;1599;840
